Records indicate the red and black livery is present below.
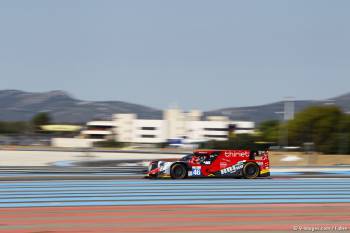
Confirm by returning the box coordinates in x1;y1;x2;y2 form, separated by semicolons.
147;149;270;179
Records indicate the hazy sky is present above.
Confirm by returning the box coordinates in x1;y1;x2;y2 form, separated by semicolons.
1;0;350;110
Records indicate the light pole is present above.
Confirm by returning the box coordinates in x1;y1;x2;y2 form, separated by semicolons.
276;97;295;148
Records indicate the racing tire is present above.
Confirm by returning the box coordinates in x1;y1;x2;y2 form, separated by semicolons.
170;163;187;179
242;162;260;179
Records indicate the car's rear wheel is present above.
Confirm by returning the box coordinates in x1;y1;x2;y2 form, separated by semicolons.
170;163;187;179
242;162;260;179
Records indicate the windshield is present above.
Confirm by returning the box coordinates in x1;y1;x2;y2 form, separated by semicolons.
180;154;193;161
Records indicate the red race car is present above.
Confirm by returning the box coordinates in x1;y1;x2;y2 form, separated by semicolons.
146;149;270;179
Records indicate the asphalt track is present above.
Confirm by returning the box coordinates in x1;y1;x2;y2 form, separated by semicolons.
1;165;350;181
0;166;146;181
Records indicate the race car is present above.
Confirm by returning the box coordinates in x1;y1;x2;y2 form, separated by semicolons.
146;149;270;179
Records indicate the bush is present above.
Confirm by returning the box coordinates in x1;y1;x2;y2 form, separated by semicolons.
31;112;51;131
0;121;31;134
93;140;124;148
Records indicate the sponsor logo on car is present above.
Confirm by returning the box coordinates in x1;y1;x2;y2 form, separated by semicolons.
224;151;249;158
192;166;201;176
220;163;244;175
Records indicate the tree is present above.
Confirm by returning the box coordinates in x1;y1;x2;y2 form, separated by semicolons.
287;106;344;154
0;121;31;134
258;120;280;143
337;114;350;154
31;112;51;130
198;134;265;150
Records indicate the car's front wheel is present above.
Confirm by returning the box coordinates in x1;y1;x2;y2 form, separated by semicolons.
242;162;260;179
170;163;187;179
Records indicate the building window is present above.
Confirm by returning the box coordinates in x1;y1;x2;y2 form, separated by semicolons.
141;135;156;138
204;135;228;138
204;128;228;131
141;127;156;130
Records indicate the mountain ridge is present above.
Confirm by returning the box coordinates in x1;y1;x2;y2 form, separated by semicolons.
205;93;350;123
0;90;162;123
0;89;349;123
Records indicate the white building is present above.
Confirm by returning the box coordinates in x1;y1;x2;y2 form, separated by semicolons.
81;121;115;139
81;109;255;144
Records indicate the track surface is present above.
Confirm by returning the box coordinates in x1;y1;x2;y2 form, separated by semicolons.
1;179;350;207
1;179;350;232
0;166;145;181
1;166;350;181
1;203;350;233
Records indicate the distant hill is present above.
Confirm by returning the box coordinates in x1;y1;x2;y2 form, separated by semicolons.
0;90;349;124
205;93;350;124
0;90;162;123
